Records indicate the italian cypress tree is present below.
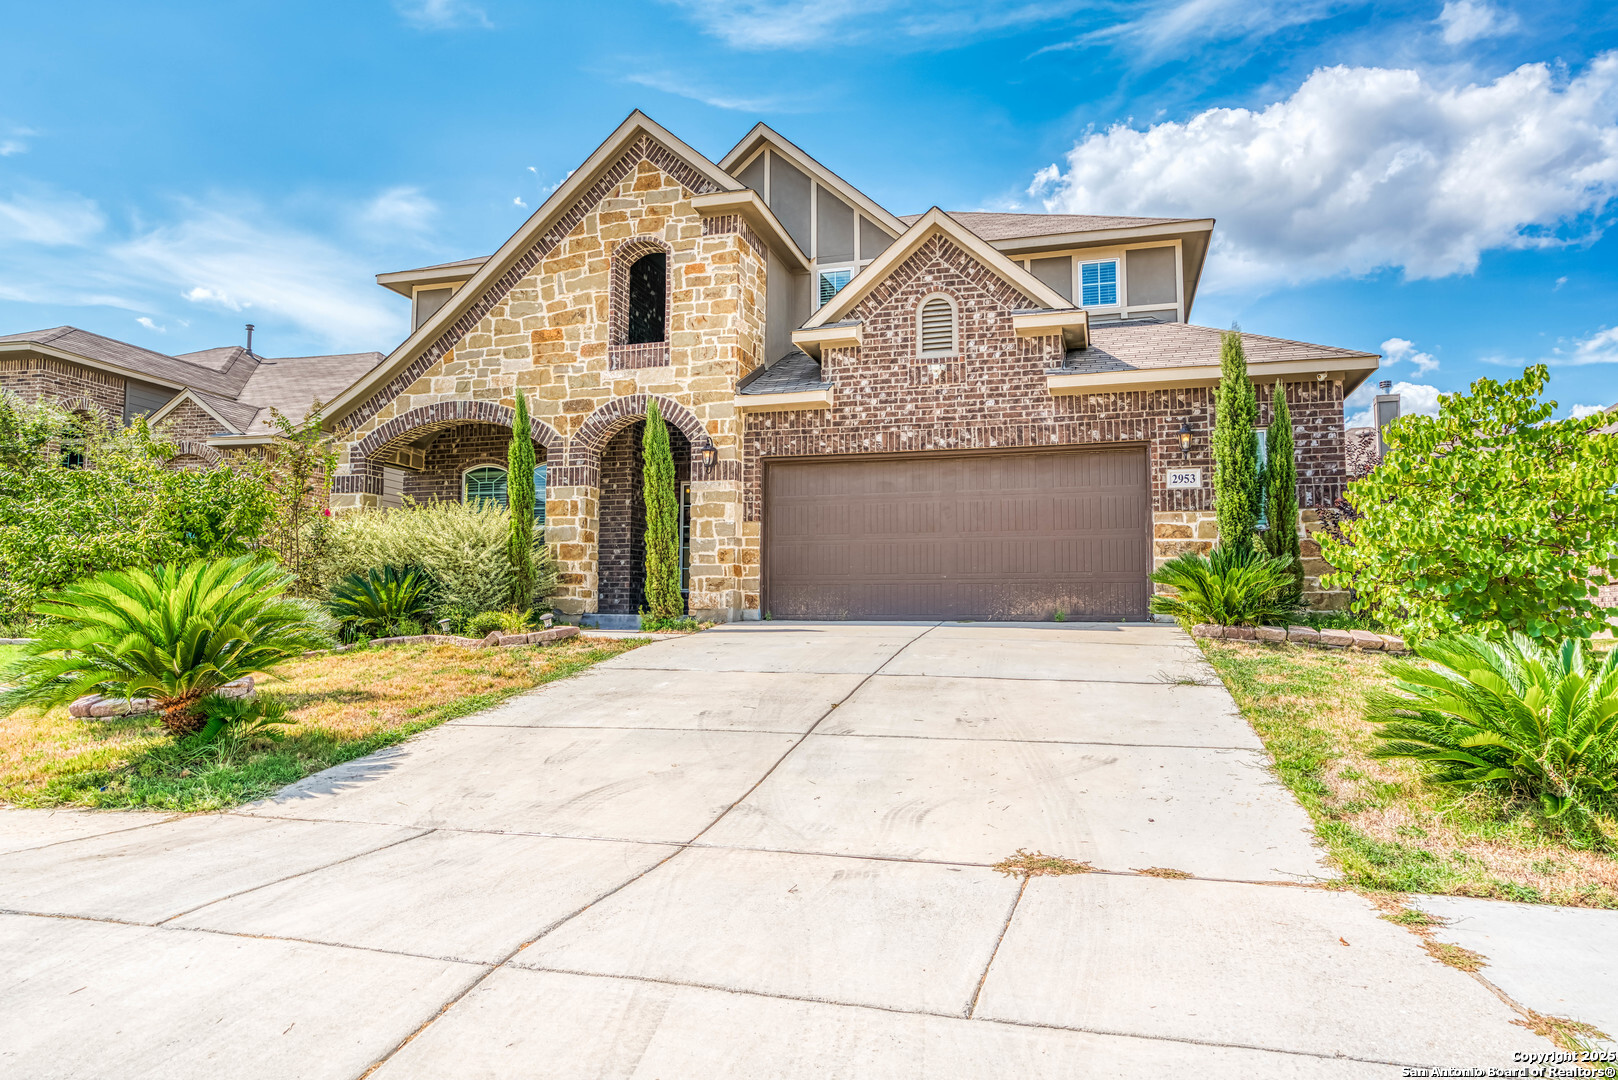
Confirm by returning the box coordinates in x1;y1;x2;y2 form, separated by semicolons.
506;391;536;608
641;400;682;619
1212;329;1260;553
1262;381;1304;600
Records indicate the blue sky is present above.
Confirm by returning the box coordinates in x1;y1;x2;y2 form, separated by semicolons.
3;0;1616;422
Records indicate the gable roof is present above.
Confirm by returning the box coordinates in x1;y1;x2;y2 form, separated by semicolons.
236;351;384;431
148;388;261;435
323;110;741;426
802;208;1078;329
719;123;909;240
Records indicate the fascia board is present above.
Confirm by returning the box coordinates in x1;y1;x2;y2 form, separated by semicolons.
375;260;488;297
1046;354;1381;396
991;219;1215;255
324;111;740;426
790;324;862;358
803;209;1075;329
1012;310;1090;350
0;340;189;392
720;123;908;238
206;433;283;447
733;388;833;413
689;190;810;271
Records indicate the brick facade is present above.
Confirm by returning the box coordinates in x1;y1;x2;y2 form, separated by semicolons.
402;423;535;504
154;399;225;443
0;355;126;423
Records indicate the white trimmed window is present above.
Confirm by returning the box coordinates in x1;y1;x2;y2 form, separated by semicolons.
918;293;958;357
817;267;853;307
1079;258;1119;307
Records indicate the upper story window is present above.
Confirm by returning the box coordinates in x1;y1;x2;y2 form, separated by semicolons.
918;294;958;357
627;252;667;344
818;268;852;307
1079;259;1119;307
412;286;454;330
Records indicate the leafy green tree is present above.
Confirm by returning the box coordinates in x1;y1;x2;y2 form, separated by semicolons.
1212;329;1260;553
0;556;329;735
229;405;338;597
1320;365;1618;641
641;400;682;619
1262;382;1303;601
506;392;537;607
0;415;273;624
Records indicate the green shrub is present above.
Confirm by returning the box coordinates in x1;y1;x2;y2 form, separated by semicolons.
1320;365;1618;642
1212;330;1261;555
1262;382;1303;602
327;566;433;639
466;609;532;637
507;393;537;605
193;693;295;746
1368;634;1618;829
0;556;328;735
1149;546;1304;626
0;400;275;623
639;612;699;633
319;501;556;615
642;400;683;619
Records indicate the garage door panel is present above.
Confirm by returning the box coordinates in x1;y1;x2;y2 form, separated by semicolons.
765;448;1150;621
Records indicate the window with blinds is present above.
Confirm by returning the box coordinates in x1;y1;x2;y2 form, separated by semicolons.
464;466;509;509
1079;259;1119;307
918;295;956;356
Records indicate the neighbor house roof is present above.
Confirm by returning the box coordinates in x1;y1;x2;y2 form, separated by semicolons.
1047;320;1380;395
0;324;382;440
1596;403;1618;435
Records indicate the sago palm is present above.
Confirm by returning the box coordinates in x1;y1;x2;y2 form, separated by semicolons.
1368;634;1618;823
1149;545;1303;626
326;565;433;638
0;555;329;736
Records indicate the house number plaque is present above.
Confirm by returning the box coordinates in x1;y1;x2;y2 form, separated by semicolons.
1165;467;1202;489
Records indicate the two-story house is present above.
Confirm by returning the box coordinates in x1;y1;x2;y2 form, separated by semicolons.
321;112;1378;623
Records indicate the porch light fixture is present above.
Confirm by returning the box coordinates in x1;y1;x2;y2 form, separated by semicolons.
699;437;718;470
1178;422;1193;457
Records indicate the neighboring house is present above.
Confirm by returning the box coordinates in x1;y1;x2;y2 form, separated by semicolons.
320;110;1379;622
0;326;382;466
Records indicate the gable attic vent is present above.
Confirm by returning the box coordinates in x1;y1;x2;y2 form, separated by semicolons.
919;295;957;357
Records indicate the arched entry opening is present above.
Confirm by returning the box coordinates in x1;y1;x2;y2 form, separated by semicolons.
598;421;691;615
350;401;562;512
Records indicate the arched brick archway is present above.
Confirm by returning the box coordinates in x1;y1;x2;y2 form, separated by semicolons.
337;399;563;499
562;394;711;487
168;440;223;469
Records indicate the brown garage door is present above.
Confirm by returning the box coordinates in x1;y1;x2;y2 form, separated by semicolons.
763;447;1152;621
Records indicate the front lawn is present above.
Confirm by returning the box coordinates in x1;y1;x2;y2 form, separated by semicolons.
1200;639;1618;908
0;636;648;812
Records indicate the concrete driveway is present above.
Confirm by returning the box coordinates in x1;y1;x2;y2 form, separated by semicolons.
0;623;1549;1077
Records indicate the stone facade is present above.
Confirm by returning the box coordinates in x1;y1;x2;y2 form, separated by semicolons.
331;140;767;620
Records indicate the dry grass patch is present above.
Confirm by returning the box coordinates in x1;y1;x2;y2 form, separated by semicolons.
1133;866;1193;879
993;849;1094;877
0;636;648;812
1199;640;1618;908
1514;1010;1612;1053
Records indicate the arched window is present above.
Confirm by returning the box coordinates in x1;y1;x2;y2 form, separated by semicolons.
463;466;508;508
918;293;957;357
462;464;547;521
627;252;667;345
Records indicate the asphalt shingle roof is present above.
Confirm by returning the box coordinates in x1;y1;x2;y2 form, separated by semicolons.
0;326;257;397
737;350;828;395
1055;321;1375;375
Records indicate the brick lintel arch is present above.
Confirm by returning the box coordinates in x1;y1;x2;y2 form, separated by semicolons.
169;439;223;468
336;399;563;497
560;394;713;488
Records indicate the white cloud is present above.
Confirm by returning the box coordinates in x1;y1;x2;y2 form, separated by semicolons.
361;186;436;232
623;71;800;113
0;141;25;157
1033;55;1618;291
661;0;1086;50
1345;380;1445;429
1436;0;1518;45
0;123;37;156
0;191;104;246
1070;0;1350;59
135;316;165;333
1380;336;1440;375
1546;325;1618;366
1570;403;1612;418
395;0;490;29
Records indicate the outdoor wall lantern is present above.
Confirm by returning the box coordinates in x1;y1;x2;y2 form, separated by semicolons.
699;437;719;469
1178;421;1193;457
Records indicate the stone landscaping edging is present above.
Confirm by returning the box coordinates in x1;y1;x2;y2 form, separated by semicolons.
1192;624;1408;653
68;676;256;719
366;626;581;650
